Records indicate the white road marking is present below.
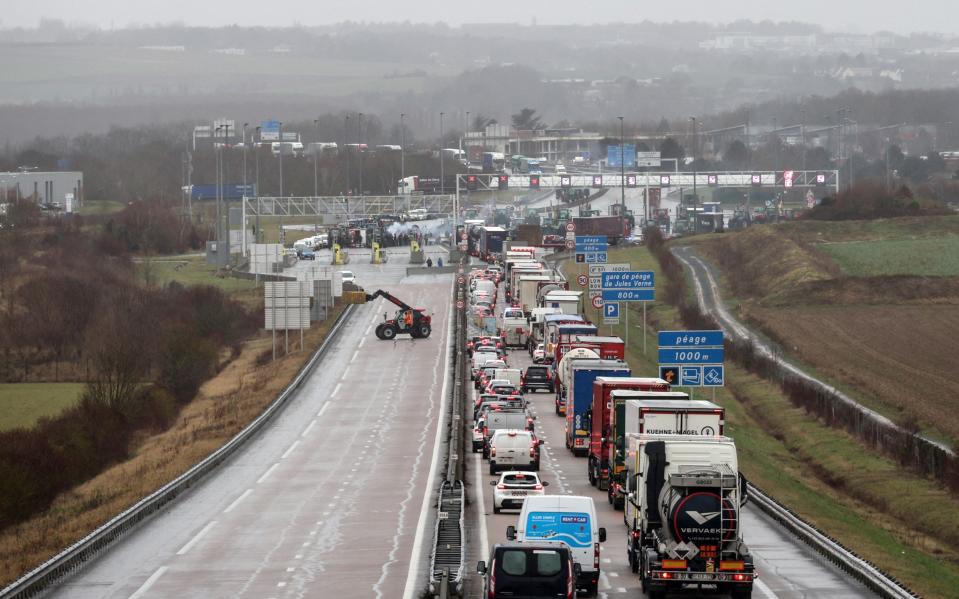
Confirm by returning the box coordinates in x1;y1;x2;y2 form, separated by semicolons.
301;419;317;437
128;566;167;599
755;577;779;598
359;336;367;348
474;454;491;560
616;587;627;593
331;383;342;397
281;440;300;459
286;567;295;572
401;291;453;599
223;489;252;513
351;350;359;362
257;463;280;484
176;521;217;555
609;571;619;577
277;581;287;588
342;366;351;379
317;403;331;417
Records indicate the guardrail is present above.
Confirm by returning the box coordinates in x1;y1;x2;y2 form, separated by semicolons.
0;305;357;599
748;484;916;599
430;261;468;597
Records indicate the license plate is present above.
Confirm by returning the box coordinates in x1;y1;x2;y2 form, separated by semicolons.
691;573;713;581
510;491;527;496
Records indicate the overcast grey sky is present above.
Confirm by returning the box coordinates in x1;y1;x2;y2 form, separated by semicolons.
3;0;958;35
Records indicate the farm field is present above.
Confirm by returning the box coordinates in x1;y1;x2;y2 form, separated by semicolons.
820;235;959;277
0;383;85;431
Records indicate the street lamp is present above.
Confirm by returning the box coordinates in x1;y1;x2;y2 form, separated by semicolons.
400;113;406;194
254;126;261;243
440;111;445;194
344;114;351;195
358;112;364;197
618;116;625;237
242;122;248;194
690;116;698;228
277;121;284;197
313;118;319;197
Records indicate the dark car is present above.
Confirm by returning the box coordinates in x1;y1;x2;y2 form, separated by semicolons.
477;541;578;598
522;365;554;393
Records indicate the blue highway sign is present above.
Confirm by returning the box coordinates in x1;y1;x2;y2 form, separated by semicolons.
601;271;654;289
576;244;609;253
604;302;620;319
658;348;725;365
680;366;703;386
703;365;725;387
575;236;607;245
658;330;724;348
601;289;654;302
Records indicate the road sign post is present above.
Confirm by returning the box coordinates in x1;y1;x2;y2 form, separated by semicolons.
657;330;725;389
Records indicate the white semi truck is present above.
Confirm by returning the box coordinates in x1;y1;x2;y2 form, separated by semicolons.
623;435;754;599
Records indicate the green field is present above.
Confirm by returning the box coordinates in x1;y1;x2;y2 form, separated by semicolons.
137;256;256;295
821;235;959;277
77;200;126;216
0;383;85;431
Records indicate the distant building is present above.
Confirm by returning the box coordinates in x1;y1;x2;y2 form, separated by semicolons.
0;171;84;208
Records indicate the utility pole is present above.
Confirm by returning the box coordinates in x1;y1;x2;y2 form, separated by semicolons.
345;114;351;195
690;116;698;231
400;113;406;194
440;112;446;195
800;108;807;174
243;122;248;195
618;116;626;238
358;112;364;197
313;118;319;197
278;121;284;197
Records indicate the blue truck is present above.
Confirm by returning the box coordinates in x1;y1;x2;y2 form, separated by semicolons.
565;359;631;456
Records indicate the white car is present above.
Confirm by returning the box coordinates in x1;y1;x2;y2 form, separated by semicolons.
532;344;546;363
340;270;356;283
490;471;548;514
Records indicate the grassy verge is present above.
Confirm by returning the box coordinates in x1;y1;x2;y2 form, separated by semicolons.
76;200;126;215
821;235;959;277
0;383;85;432
0;303;347;587
563;247;959;599
135;255;262;308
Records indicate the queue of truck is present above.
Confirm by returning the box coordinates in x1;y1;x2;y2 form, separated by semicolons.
470;248;756;599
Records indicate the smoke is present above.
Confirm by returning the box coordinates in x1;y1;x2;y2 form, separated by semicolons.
386;218;450;237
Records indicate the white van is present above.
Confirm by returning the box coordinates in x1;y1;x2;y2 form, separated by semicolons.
494;368;523;388
507;495;606;596
489;429;539;474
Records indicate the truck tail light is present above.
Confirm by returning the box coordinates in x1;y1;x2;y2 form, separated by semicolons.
593;543;600;569
491;447;497;457
533;483;543;490
732;573;749;582
631;530;641;539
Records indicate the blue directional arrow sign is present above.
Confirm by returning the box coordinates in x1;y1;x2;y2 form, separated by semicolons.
602;289;654;302
585;252;608;263
601;271;655;289
658;348;725;364
658;330;724;348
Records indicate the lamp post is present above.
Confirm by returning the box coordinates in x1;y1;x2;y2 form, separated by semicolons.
344;114;351;195
690;116;698;230
254;126;261;243
215;125;223;246
242;122;248;194
400;113;406;194
358;112;364;197
440;111;445;194
313;118;319;197
277;121;285;197
618;116;625;237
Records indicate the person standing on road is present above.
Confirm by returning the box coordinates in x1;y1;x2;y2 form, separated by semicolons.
426;257;433;268
437;257;444;268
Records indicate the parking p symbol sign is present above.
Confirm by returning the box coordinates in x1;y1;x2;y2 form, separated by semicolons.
605;302;620;319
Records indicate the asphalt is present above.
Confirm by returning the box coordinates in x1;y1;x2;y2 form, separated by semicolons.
47;248;454;599
461;273;877;598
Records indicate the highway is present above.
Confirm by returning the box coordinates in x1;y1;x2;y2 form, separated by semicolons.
461;276;877;599
47;250;453;599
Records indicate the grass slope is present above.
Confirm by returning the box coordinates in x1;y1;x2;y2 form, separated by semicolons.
822;235;959;277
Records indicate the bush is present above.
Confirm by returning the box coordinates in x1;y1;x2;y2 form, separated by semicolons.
156;325;218;404
805;181;952;221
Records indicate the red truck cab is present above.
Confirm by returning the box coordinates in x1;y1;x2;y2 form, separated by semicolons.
572;335;625;361
588;377;670;492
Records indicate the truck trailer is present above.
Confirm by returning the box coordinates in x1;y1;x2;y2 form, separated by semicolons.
564;359;631;456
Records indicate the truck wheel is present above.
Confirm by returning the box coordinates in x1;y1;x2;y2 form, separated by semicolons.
730;588;753;599
493;505;501;514
380;325;397;340
374;324;386;339
489;462;497;475
587;461;596;486
584;580;598;597
417;323;432;338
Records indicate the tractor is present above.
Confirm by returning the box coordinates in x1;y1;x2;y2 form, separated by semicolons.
364;289;433;340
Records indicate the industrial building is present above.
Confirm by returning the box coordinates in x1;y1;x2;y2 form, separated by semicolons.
0;171;84;209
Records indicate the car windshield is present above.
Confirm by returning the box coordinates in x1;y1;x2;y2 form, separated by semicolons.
526;366;548;376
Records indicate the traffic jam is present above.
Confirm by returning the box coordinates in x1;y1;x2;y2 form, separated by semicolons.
465;245;754;599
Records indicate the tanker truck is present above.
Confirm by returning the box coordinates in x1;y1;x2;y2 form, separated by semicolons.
623;435;754;599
